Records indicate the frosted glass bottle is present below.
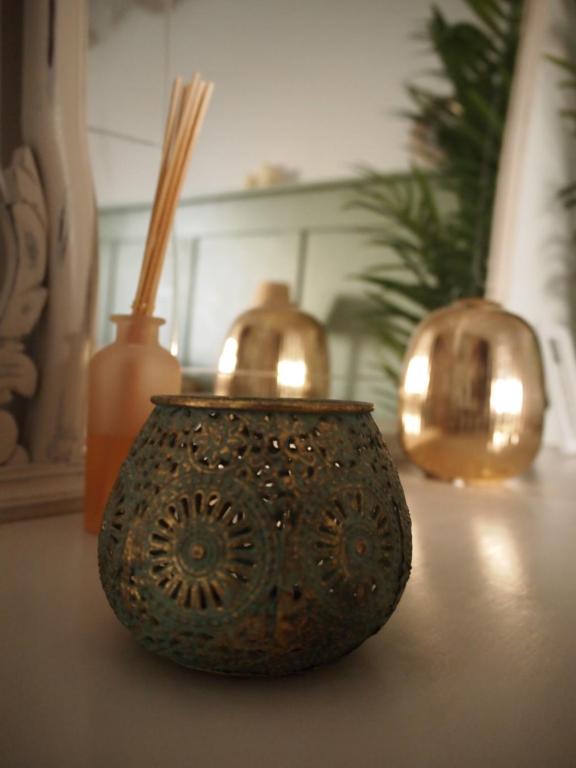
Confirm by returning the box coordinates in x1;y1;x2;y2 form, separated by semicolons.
84;314;181;533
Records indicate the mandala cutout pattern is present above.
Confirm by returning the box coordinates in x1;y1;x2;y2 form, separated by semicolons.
138;486;272;626
304;487;402;613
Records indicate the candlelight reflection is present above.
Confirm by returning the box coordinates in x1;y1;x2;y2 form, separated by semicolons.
404;355;430;397
489;377;524;452
473;517;524;595
277;359;307;391
217;337;238;375
402;411;422;437
490;377;524;416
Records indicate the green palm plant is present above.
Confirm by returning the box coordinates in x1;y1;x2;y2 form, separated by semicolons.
354;0;524;390
548;3;576;215
549;0;576;331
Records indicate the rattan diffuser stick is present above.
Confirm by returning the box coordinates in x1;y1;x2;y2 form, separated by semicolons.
132;73;214;315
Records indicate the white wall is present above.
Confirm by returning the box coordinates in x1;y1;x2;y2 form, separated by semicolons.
488;0;576;445
88;0;464;205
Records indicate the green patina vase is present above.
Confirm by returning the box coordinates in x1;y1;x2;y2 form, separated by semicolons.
98;395;411;676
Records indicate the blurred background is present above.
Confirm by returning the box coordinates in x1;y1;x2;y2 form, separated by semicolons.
87;0;576;437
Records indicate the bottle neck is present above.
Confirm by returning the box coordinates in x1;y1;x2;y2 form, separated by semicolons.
112;314;164;345
253;282;292;309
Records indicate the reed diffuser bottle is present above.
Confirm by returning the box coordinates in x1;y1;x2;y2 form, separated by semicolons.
84;72;214;533
84;316;181;533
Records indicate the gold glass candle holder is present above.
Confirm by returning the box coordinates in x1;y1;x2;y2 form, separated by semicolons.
215;282;329;399
398;299;546;482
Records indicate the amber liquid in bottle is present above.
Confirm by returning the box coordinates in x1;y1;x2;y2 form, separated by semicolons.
84;315;181;533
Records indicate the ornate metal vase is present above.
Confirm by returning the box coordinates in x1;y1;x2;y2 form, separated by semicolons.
399;299;546;482
98;396;411;676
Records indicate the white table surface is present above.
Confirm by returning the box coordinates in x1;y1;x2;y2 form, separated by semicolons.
2;451;576;768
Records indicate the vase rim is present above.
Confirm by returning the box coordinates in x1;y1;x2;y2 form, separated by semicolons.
451;298;501;309
151;394;374;414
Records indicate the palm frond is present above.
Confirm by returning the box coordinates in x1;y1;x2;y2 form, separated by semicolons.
353;0;523;389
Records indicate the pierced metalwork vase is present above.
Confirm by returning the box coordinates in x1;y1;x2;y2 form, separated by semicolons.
98;395;411;676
